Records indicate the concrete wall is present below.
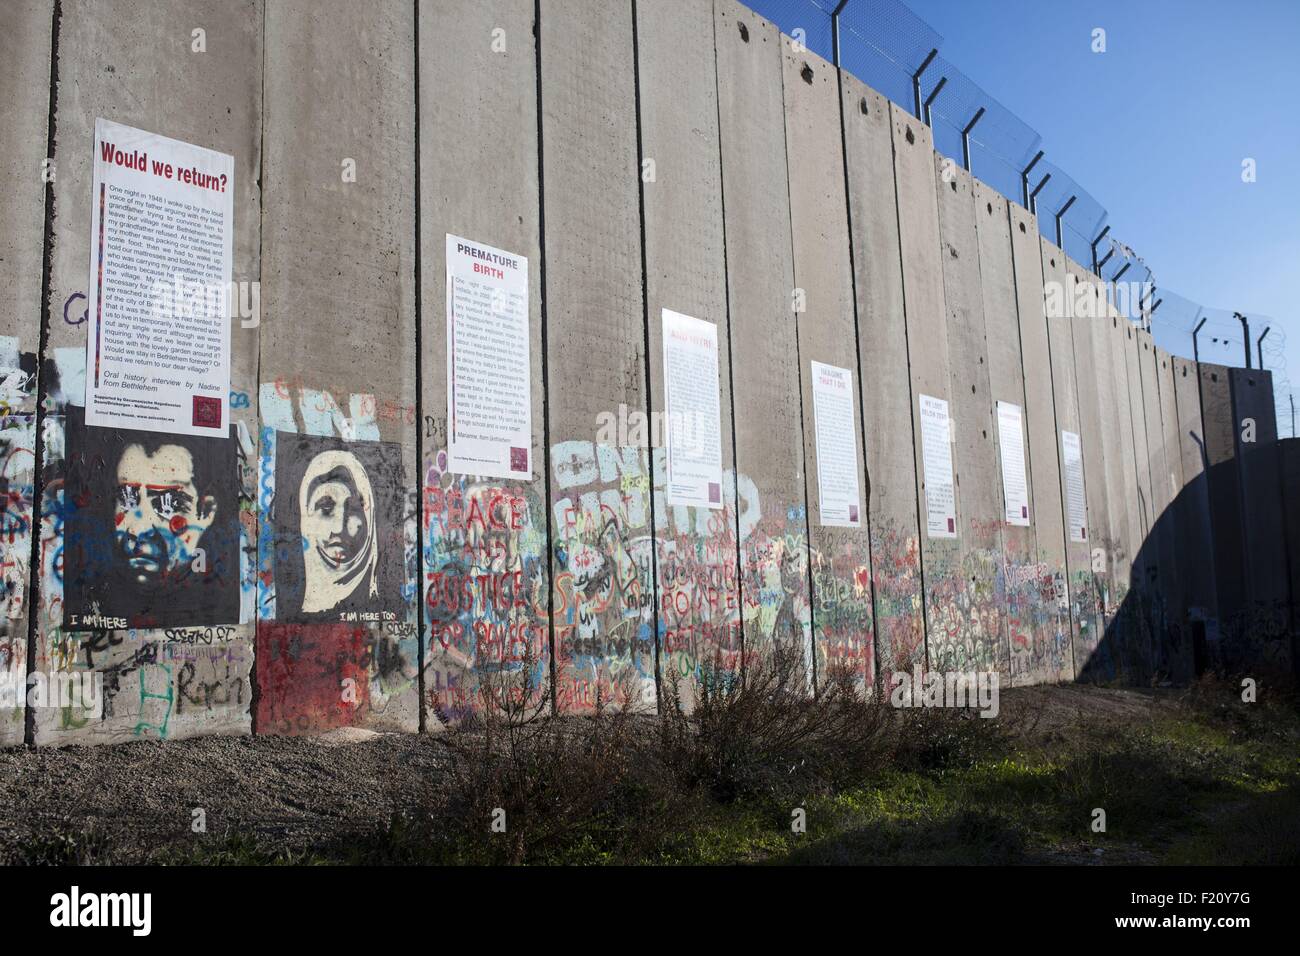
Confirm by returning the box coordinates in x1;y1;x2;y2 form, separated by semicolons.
33;0;263;745
1039;242;1086;678
841;76;924;684
0;0;1286;746
638;0;741;705
892;106;957;677
934;164;1007;677
540;0;653;714
418;0;547;725
1155;348;1193;681
1171;354;1219;668
1007;204;1072;684
257;0;418;736
715;1;813;678
782;43;874;691
0;0;52;745
1065;260;1114;677
1230;368;1290;675
974;184;1055;685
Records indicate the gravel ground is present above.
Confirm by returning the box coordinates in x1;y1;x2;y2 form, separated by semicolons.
0;728;456;863
0;684;1178;864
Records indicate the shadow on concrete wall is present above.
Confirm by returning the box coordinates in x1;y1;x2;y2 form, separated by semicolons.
1079;437;1299;686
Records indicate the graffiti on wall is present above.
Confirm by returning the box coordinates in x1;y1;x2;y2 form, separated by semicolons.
550;440;657;712
422;447;549;726
738;495;813;685
23;345;257;743
268;432;406;624
255;382;419;735
654;460;742;706
0;340;37;742
61;407;240;630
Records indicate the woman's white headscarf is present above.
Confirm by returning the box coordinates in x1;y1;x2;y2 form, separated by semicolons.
299;450;379;614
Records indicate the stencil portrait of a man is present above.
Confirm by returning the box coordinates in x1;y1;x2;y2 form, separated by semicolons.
271;432;405;623
63;407;240;629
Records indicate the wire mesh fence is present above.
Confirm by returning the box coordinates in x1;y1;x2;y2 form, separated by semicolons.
740;0;1294;436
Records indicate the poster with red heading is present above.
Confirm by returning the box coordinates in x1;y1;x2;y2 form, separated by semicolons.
85;118;234;437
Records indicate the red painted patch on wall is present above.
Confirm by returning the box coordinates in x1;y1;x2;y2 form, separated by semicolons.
255;623;371;735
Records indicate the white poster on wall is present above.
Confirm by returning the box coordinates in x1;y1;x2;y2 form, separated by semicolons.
662;309;723;508
446;234;532;480
84;118;234;436
919;393;957;538
810;360;861;528
1062;429;1087;542
996;400;1030;526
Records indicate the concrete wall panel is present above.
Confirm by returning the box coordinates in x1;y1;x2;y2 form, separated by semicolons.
540;0;653;712
783;45;874;691
1136;330;1174;677
1105;311;1150;680
1172;354;1219;668
1006;204;1070;684
1040;241;1086;679
256;0;418;734
934;165;1006;676
1230;367;1290;675
637;0;741;706
841;76;923;682
417;0;547;726
1122;319;1156;677
1201;361;1246;666
0;0;53;745
34;0;263;745
890;105;954;679
1064;261;1111;677
974;184;1054;683
1156;348;1192;680
714;1;813;677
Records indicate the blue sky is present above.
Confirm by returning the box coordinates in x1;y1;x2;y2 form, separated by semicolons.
746;0;1299;433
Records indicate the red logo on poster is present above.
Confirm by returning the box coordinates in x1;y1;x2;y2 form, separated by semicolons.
947;517;955;533
193;395;222;428
510;446;528;473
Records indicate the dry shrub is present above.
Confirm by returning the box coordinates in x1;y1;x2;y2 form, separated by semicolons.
419;651;691;864
659;642;893;803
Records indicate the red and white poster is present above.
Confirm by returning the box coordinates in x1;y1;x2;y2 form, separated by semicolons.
445;234;532;480
84;118;234;437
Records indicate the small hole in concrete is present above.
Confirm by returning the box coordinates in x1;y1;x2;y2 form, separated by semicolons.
1112;316;1117;327
982;430;987;439
860;97;869;115
986;202;993;214
949;180;957;192
738;21;749;42
1018;222;1026;233
971;384;976;393
1212;372;1218;381
1050;258;1056;267
905;126;915;145
801;63;814;84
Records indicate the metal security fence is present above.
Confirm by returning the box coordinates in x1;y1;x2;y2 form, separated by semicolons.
742;0;1294;437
